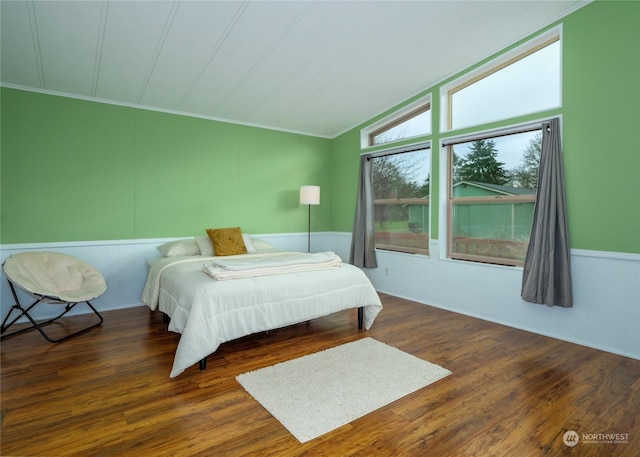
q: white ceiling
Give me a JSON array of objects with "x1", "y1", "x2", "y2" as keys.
[{"x1": 1, "y1": 0, "x2": 589, "y2": 138}]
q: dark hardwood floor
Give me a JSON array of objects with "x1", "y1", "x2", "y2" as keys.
[{"x1": 1, "y1": 294, "x2": 638, "y2": 456}]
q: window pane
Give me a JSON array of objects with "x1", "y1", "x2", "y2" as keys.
[
  {"x1": 375, "y1": 203, "x2": 429, "y2": 253},
  {"x1": 451, "y1": 201, "x2": 534, "y2": 263},
  {"x1": 372, "y1": 148, "x2": 430, "y2": 254},
  {"x1": 451, "y1": 130, "x2": 541, "y2": 192},
  {"x1": 373, "y1": 150, "x2": 430, "y2": 198},
  {"x1": 449, "y1": 129, "x2": 540, "y2": 266},
  {"x1": 371, "y1": 109, "x2": 431, "y2": 146},
  {"x1": 451, "y1": 40, "x2": 560, "y2": 130}
]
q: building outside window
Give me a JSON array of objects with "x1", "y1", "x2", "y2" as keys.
[{"x1": 447, "y1": 129, "x2": 540, "y2": 265}]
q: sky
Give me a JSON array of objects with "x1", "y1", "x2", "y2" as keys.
[{"x1": 451, "y1": 41, "x2": 560, "y2": 131}]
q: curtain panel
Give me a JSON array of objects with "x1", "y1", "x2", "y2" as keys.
[
  {"x1": 521, "y1": 118, "x2": 573, "y2": 307},
  {"x1": 349, "y1": 155, "x2": 378, "y2": 268}
]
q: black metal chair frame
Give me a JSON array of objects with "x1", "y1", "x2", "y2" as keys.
[{"x1": 1, "y1": 278, "x2": 104, "y2": 343}]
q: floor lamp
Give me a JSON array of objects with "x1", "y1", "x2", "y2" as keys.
[{"x1": 300, "y1": 185, "x2": 320, "y2": 253}]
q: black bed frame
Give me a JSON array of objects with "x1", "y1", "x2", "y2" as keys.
[{"x1": 163, "y1": 307, "x2": 364, "y2": 371}]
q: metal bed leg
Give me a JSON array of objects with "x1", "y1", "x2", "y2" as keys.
[{"x1": 192, "y1": 308, "x2": 363, "y2": 373}]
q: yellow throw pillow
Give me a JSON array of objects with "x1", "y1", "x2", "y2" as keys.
[{"x1": 206, "y1": 227, "x2": 248, "y2": 256}]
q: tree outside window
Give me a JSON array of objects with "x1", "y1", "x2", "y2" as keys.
[
  {"x1": 372, "y1": 148, "x2": 430, "y2": 255},
  {"x1": 449, "y1": 130, "x2": 540, "y2": 265}
]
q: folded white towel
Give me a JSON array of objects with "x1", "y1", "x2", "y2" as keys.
[{"x1": 203, "y1": 251, "x2": 342, "y2": 280}]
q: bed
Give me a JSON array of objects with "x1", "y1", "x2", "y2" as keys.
[{"x1": 141, "y1": 235, "x2": 383, "y2": 378}]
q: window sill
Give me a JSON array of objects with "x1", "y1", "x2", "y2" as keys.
[
  {"x1": 375, "y1": 247, "x2": 430, "y2": 258},
  {"x1": 440, "y1": 255, "x2": 524, "y2": 272}
]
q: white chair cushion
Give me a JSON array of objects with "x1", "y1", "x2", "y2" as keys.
[{"x1": 3, "y1": 252, "x2": 107, "y2": 302}]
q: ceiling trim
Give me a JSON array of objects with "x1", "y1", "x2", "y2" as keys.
[{"x1": 0, "y1": 82, "x2": 333, "y2": 139}]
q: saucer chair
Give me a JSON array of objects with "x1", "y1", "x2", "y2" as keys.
[{"x1": 1, "y1": 252, "x2": 106, "y2": 342}]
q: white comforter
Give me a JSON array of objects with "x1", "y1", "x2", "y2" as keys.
[{"x1": 140, "y1": 251, "x2": 382, "y2": 377}]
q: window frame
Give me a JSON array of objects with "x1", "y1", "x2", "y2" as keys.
[
  {"x1": 438, "y1": 26, "x2": 562, "y2": 267},
  {"x1": 440, "y1": 26, "x2": 562, "y2": 133},
  {"x1": 365, "y1": 141, "x2": 431, "y2": 256},
  {"x1": 361, "y1": 95, "x2": 431, "y2": 149},
  {"x1": 442, "y1": 122, "x2": 545, "y2": 267}
]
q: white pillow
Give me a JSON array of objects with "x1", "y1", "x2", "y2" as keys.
[
  {"x1": 251, "y1": 238, "x2": 276, "y2": 251},
  {"x1": 195, "y1": 236, "x2": 214, "y2": 256},
  {"x1": 157, "y1": 239, "x2": 200, "y2": 257},
  {"x1": 243, "y1": 234, "x2": 256, "y2": 252}
]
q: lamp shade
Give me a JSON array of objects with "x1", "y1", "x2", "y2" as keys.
[{"x1": 300, "y1": 185, "x2": 320, "y2": 205}]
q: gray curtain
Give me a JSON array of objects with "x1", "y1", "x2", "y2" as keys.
[
  {"x1": 521, "y1": 118, "x2": 573, "y2": 307},
  {"x1": 349, "y1": 155, "x2": 378, "y2": 268}
]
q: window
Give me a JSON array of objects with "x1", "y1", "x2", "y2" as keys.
[
  {"x1": 370, "y1": 106, "x2": 430, "y2": 146},
  {"x1": 441, "y1": 29, "x2": 561, "y2": 266},
  {"x1": 441, "y1": 29, "x2": 561, "y2": 132},
  {"x1": 447, "y1": 127, "x2": 541, "y2": 266},
  {"x1": 361, "y1": 95, "x2": 431, "y2": 148},
  {"x1": 371, "y1": 145, "x2": 430, "y2": 255}
]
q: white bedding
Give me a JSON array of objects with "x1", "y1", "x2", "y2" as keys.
[
  {"x1": 141, "y1": 251, "x2": 382, "y2": 377},
  {"x1": 203, "y1": 251, "x2": 342, "y2": 280}
]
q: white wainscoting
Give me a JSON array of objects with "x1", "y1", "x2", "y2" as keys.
[
  {"x1": 330, "y1": 233, "x2": 640, "y2": 361},
  {"x1": 0, "y1": 233, "x2": 331, "y2": 323},
  {"x1": 2, "y1": 233, "x2": 638, "y2": 361}
]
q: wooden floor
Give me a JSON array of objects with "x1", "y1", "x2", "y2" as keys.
[{"x1": 1, "y1": 294, "x2": 639, "y2": 457}]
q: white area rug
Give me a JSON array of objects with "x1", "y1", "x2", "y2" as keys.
[{"x1": 236, "y1": 337, "x2": 451, "y2": 443}]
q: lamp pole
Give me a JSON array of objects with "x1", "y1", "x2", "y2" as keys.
[
  {"x1": 300, "y1": 185, "x2": 320, "y2": 253},
  {"x1": 307, "y1": 203, "x2": 312, "y2": 253}
]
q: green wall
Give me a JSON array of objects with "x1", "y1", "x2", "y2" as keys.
[
  {"x1": 2, "y1": 1, "x2": 638, "y2": 254},
  {"x1": 561, "y1": 0, "x2": 639, "y2": 254},
  {"x1": 0, "y1": 89, "x2": 331, "y2": 243},
  {"x1": 331, "y1": 0, "x2": 640, "y2": 254}
]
